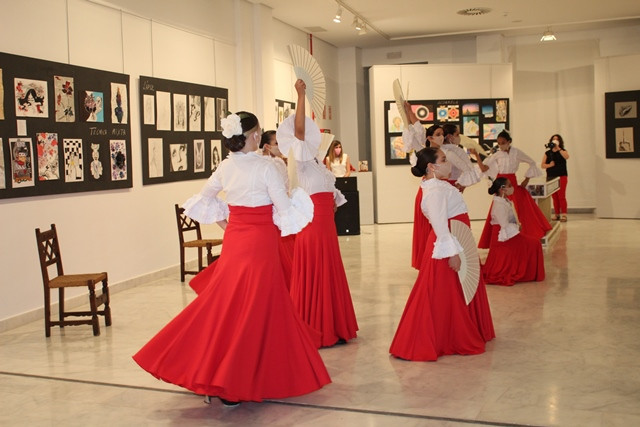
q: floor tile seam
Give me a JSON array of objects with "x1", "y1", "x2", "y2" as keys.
[{"x1": 0, "y1": 371, "x2": 545, "y2": 427}]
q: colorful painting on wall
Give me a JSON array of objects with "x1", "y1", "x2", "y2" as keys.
[
  {"x1": 110, "y1": 140, "x2": 127, "y2": 181},
  {"x1": 111, "y1": 82, "x2": 128, "y2": 124},
  {"x1": 10, "y1": 138, "x2": 35, "y2": 187},
  {"x1": 54, "y1": 76, "x2": 75, "y2": 122},
  {"x1": 80, "y1": 91, "x2": 104, "y2": 122},
  {"x1": 36, "y1": 132, "x2": 59, "y2": 181},
  {"x1": 14, "y1": 78, "x2": 48, "y2": 118}
]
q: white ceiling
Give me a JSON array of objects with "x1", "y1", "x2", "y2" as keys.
[{"x1": 254, "y1": 0, "x2": 640, "y2": 48}]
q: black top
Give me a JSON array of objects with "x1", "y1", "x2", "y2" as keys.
[{"x1": 545, "y1": 149, "x2": 568, "y2": 178}]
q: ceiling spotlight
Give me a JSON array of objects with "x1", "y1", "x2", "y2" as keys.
[
  {"x1": 353, "y1": 17, "x2": 362, "y2": 31},
  {"x1": 540, "y1": 28, "x2": 557, "y2": 42},
  {"x1": 333, "y1": 6, "x2": 342, "y2": 23},
  {"x1": 358, "y1": 24, "x2": 367, "y2": 36}
]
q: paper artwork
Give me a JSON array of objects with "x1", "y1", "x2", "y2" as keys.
[
  {"x1": 143, "y1": 94, "x2": 155, "y2": 125},
  {"x1": 483, "y1": 123, "x2": 506, "y2": 140},
  {"x1": 203, "y1": 97, "x2": 215, "y2": 131},
  {"x1": 194, "y1": 139, "x2": 205, "y2": 172},
  {"x1": 0, "y1": 69, "x2": 5, "y2": 120},
  {"x1": 110, "y1": 140, "x2": 127, "y2": 181},
  {"x1": 173, "y1": 94, "x2": 187, "y2": 131},
  {"x1": 170, "y1": 143, "x2": 187, "y2": 172},
  {"x1": 0, "y1": 139, "x2": 5, "y2": 189},
  {"x1": 211, "y1": 140, "x2": 221, "y2": 172},
  {"x1": 36, "y1": 132, "x2": 60, "y2": 181},
  {"x1": 387, "y1": 103, "x2": 403, "y2": 133},
  {"x1": 189, "y1": 95, "x2": 201, "y2": 132},
  {"x1": 216, "y1": 98, "x2": 227, "y2": 131},
  {"x1": 80, "y1": 91, "x2": 104, "y2": 122},
  {"x1": 148, "y1": 138, "x2": 163, "y2": 178},
  {"x1": 615, "y1": 127, "x2": 634, "y2": 153},
  {"x1": 496, "y1": 100, "x2": 507, "y2": 122},
  {"x1": 111, "y1": 82, "x2": 128, "y2": 124},
  {"x1": 614, "y1": 101, "x2": 637, "y2": 119},
  {"x1": 156, "y1": 91, "x2": 171, "y2": 131},
  {"x1": 63, "y1": 139, "x2": 84, "y2": 182},
  {"x1": 463, "y1": 117, "x2": 480, "y2": 137},
  {"x1": 10, "y1": 138, "x2": 35, "y2": 188},
  {"x1": 90, "y1": 143, "x2": 103, "y2": 179},
  {"x1": 17, "y1": 120, "x2": 27, "y2": 136},
  {"x1": 54, "y1": 76, "x2": 75, "y2": 122},
  {"x1": 15, "y1": 78, "x2": 48, "y2": 118}
]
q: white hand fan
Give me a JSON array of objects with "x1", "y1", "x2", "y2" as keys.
[
  {"x1": 392, "y1": 79, "x2": 409, "y2": 129},
  {"x1": 287, "y1": 45, "x2": 326, "y2": 119},
  {"x1": 458, "y1": 134, "x2": 488, "y2": 156},
  {"x1": 316, "y1": 132, "x2": 335, "y2": 163},
  {"x1": 450, "y1": 219, "x2": 481, "y2": 305}
]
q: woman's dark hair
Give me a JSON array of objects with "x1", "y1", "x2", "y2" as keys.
[
  {"x1": 223, "y1": 111, "x2": 259, "y2": 152},
  {"x1": 442, "y1": 124, "x2": 459, "y2": 138},
  {"x1": 548, "y1": 134, "x2": 565, "y2": 149},
  {"x1": 411, "y1": 147, "x2": 439, "y2": 178},
  {"x1": 423, "y1": 124, "x2": 442, "y2": 147},
  {"x1": 497, "y1": 130, "x2": 512, "y2": 142},
  {"x1": 488, "y1": 177, "x2": 509, "y2": 195},
  {"x1": 260, "y1": 130, "x2": 276, "y2": 149}
]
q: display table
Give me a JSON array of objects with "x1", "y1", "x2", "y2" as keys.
[{"x1": 526, "y1": 177, "x2": 560, "y2": 246}]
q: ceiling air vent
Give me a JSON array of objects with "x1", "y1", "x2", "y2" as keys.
[{"x1": 457, "y1": 7, "x2": 492, "y2": 16}]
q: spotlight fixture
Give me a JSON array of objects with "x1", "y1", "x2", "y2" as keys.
[
  {"x1": 358, "y1": 24, "x2": 367, "y2": 36},
  {"x1": 540, "y1": 28, "x2": 557, "y2": 42},
  {"x1": 353, "y1": 17, "x2": 362, "y2": 31},
  {"x1": 333, "y1": 6, "x2": 342, "y2": 23}
]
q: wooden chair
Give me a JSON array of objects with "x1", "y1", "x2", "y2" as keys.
[
  {"x1": 175, "y1": 204, "x2": 223, "y2": 282},
  {"x1": 35, "y1": 224, "x2": 111, "y2": 337}
]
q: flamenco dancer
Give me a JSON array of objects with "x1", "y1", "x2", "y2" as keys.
[
  {"x1": 133, "y1": 111, "x2": 330, "y2": 406},
  {"x1": 276, "y1": 79, "x2": 359, "y2": 348},
  {"x1": 390, "y1": 147, "x2": 494, "y2": 361},
  {"x1": 483, "y1": 177, "x2": 545, "y2": 286}
]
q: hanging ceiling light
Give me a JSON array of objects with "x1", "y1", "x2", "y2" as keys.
[
  {"x1": 358, "y1": 24, "x2": 367, "y2": 36},
  {"x1": 540, "y1": 28, "x2": 557, "y2": 42},
  {"x1": 353, "y1": 17, "x2": 362, "y2": 31},
  {"x1": 333, "y1": 6, "x2": 342, "y2": 23}
]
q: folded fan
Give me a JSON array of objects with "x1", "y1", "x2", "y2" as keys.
[
  {"x1": 459, "y1": 134, "x2": 488, "y2": 156},
  {"x1": 287, "y1": 45, "x2": 326, "y2": 119},
  {"x1": 392, "y1": 78, "x2": 409, "y2": 129}
]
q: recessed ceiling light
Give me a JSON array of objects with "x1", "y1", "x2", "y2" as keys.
[{"x1": 457, "y1": 7, "x2": 492, "y2": 16}]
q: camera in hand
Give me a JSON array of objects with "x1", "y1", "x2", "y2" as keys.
[{"x1": 545, "y1": 141, "x2": 556, "y2": 149}]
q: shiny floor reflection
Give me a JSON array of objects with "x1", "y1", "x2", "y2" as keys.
[{"x1": 1, "y1": 214, "x2": 640, "y2": 426}]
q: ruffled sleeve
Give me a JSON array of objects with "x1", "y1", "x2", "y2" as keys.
[
  {"x1": 444, "y1": 145, "x2": 482, "y2": 187},
  {"x1": 334, "y1": 188, "x2": 347, "y2": 207},
  {"x1": 516, "y1": 147, "x2": 543, "y2": 178},
  {"x1": 272, "y1": 187, "x2": 314, "y2": 236},
  {"x1": 422, "y1": 181, "x2": 464, "y2": 259},
  {"x1": 491, "y1": 197, "x2": 520, "y2": 242},
  {"x1": 498, "y1": 223, "x2": 520, "y2": 242},
  {"x1": 276, "y1": 114, "x2": 321, "y2": 162},
  {"x1": 402, "y1": 121, "x2": 426, "y2": 153},
  {"x1": 482, "y1": 154, "x2": 499, "y2": 180},
  {"x1": 182, "y1": 168, "x2": 229, "y2": 224}
]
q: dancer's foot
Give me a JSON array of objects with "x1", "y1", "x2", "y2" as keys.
[{"x1": 219, "y1": 398, "x2": 240, "y2": 407}]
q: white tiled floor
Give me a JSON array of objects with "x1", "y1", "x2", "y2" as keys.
[{"x1": 2, "y1": 214, "x2": 640, "y2": 426}]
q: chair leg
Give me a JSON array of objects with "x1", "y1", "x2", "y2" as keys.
[
  {"x1": 58, "y1": 288, "x2": 65, "y2": 327},
  {"x1": 44, "y1": 288, "x2": 51, "y2": 338},
  {"x1": 180, "y1": 246, "x2": 186, "y2": 282},
  {"x1": 197, "y1": 247, "x2": 203, "y2": 271},
  {"x1": 102, "y1": 280, "x2": 112, "y2": 327},
  {"x1": 206, "y1": 243, "x2": 214, "y2": 265},
  {"x1": 88, "y1": 285, "x2": 100, "y2": 336}
]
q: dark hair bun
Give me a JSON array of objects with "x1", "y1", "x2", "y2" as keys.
[
  {"x1": 224, "y1": 135, "x2": 246, "y2": 152},
  {"x1": 488, "y1": 177, "x2": 508, "y2": 195},
  {"x1": 410, "y1": 166, "x2": 423, "y2": 177}
]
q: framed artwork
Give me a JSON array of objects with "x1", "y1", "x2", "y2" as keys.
[
  {"x1": 139, "y1": 76, "x2": 228, "y2": 185},
  {"x1": 275, "y1": 99, "x2": 295, "y2": 129},
  {"x1": 605, "y1": 90, "x2": 640, "y2": 158},
  {"x1": 384, "y1": 97, "x2": 509, "y2": 165},
  {"x1": 0, "y1": 51, "x2": 132, "y2": 199}
]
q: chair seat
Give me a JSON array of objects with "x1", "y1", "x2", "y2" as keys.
[
  {"x1": 49, "y1": 272, "x2": 108, "y2": 288},
  {"x1": 183, "y1": 239, "x2": 223, "y2": 248}
]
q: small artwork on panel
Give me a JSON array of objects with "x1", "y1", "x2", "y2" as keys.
[
  {"x1": 80, "y1": 91, "x2": 104, "y2": 122},
  {"x1": 10, "y1": 138, "x2": 35, "y2": 188},
  {"x1": 194, "y1": 139, "x2": 205, "y2": 172},
  {"x1": 169, "y1": 143, "x2": 187, "y2": 172},
  {"x1": 615, "y1": 127, "x2": 634, "y2": 153},
  {"x1": 614, "y1": 101, "x2": 637, "y2": 119},
  {"x1": 90, "y1": 143, "x2": 103, "y2": 179},
  {"x1": 412, "y1": 104, "x2": 433, "y2": 121},
  {"x1": 278, "y1": 106, "x2": 284, "y2": 125},
  {"x1": 284, "y1": 103, "x2": 293, "y2": 120},
  {"x1": 36, "y1": 132, "x2": 59, "y2": 181},
  {"x1": 173, "y1": 94, "x2": 187, "y2": 131},
  {"x1": 203, "y1": 97, "x2": 215, "y2": 132},
  {"x1": 63, "y1": 139, "x2": 83, "y2": 182},
  {"x1": 482, "y1": 105, "x2": 494, "y2": 118},
  {"x1": 156, "y1": 91, "x2": 171, "y2": 131},
  {"x1": 111, "y1": 82, "x2": 128, "y2": 124},
  {"x1": 0, "y1": 139, "x2": 5, "y2": 189},
  {"x1": 463, "y1": 116, "x2": 480, "y2": 137},
  {"x1": 211, "y1": 139, "x2": 222, "y2": 172},
  {"x1": 387, "y1": 103, "x2": 403, "y2": 133},
  {"x1": 143, "y1": 94, "x2": 155, "y2": 125},
  {"x1": 483, "y1": 123, "x2": 506, "y2": 140},
  {"x1": 54, "y1": 76, "x2": 75, "y2": 122},
  {"x1": 389, "y1": 136, "x2": 406, "y2": 160},
  {"x1": 189, "y1": 95, "x2": 201, "y2": 132},
  {"x1": 110, "y1": 140, "x2": 127, "y2": 180},
  {"x1": 216, "y1": 98, "x2": 227, "y2": 131},
  {"x1": 14, "y1": 78, "x2": 48, "y2": 118},
  {"x1": 496, "y1": 100, "x2": 508, "y2": 122},
  {"x1": 148, "y1": 138, "x2": 163, "y2": 178},
  {"x1": 0, "y1": 69, "x2": 4, "y2": 120},
  {"x1": 462, "y1": 103, "x2": 479, "y2": 115}
]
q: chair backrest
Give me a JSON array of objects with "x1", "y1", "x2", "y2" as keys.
[
  {"x1": 175, "y1": 204, "x2": 203, "y2": 244},
  {"x1": 35, "y1": 224, "x2": 64, "y2": 286}
]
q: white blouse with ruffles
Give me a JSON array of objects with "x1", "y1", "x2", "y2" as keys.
[
  {"x1": 421, "y1": 178, "x2": 466, "y2": 259},
  {"x1": 490, "y1": 196, "x2": 520, "y2": 242},
  {"x1": 483, "y1": 146, "x2": 542, "y2": 180},
  {"x1": 181, "y1": 151, "x2": 313, "y2": 237},
  {"x1": 276, "y1": 115, "x2": 346, "y2": 207}
]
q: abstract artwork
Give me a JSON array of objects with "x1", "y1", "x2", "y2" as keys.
[
  {"x1": 143, "y1": 94, "x2": 155, "y2": 125},
  {"x1": 211, "y1": 139, "x2": 221, "y2": 172},
  {"x1": 496, "y1": 100, "x2": 508, "y2": 122},
  {"x1": 156, "y1": 91, "x2": 171, "y2": 131},
  {"x1": 173, "y1": 94, "x2": 187, "y2": 131},
  {"x1": 463, "y1": 116, "x2": 480, "y2": 137},
  {"x1": 148, "y1": 138, "x2": 163, "y2": 178},
  {"x1": 110, "y1": 140, "x2": 127, "y2": 181},
  {"x1": 90, "y1": 143, "x2": 103, "y2": 179},
  {"x1": 10, "y1": 138, "x2": 35, "y2": 188},
  {"x1": 189, "y1": 95, "x2": 201, "y2": 132},
  {"x1": 0, "y1": 69, "x2": 5, "y2": 120},
  {"x1": 36, "y1": 132, "x2": 59, "y2": 181},
  {"x1": 194, "y1": 139, "x2": 205, "y2": 172},
  {"x1": 216, "y1": 98, "x2": 227, "y2": 131},
  {"x1": 111, "y1": 82, "x2": 128, "y2": 124},
  {"x1": 54, "y1": 76, "x2": 75, "y2": 122},
  {"x1": 80, "y1": 91, "x2": 104, "y2": 122},
  {"x1": 203, "y1": 97, "x2": 215, "y2": 132},
  {"x1": 14, "y1": 78, "x2": 48, "y2": 118},
  {"x1": 483, "y1": 123, "x2": 506, "y2": 140},
  {"x1": 170, "y1": 143, "x2": 187, "y2": 172},
  {"x1": 63, "y1": 139, "x2": 83, "y2": 182},
  {"x1": 0, "y1": 139, "x2": 5, "y2": 189}
]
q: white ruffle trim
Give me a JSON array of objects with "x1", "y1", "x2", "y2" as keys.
[
  {"x1": 498, "y1": 223, "x2": 520, "y2": 242},
  {"x1": 456, "y1": 166, "x2": 482, "y2": 187},
  {"x1": 272, "y1": 187, "x2": 314, "y2": 236},
  {"x1": 275, "y1": 115, "x2": 321, "y2": 162},
  {"x1": 182, "y1": 193, "x2": 229, "y2": 224},
  {"x1": 334, "y1": 189, "x2": 347, "y2": 207},
  {"x1": 432, "y1": 234, "x2": 464, "y2": 259},
  {"x1": 524, "y1": 164, "x2": 543, "y2": 178}
]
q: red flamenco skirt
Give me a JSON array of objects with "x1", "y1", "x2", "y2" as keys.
[
  {"x1": 390, "y1": 213, "x2": 489, "y2": 361},
  {"x1": 411, "y1": 186, "x2": 432, "y2": 270},
  {"x1": 478, "y1": 174, "x2": 551, "y2": 248},
  {"x1": 133, "y1": 205, "x2": 330, "y2": 402},
  {"x1": 290, "y1": 192, "x2": 359, "y2": 347},
  {"x1": 483, "y1": 225, "x2": 545, "y2": 286}
]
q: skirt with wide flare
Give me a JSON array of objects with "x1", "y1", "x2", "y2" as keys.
[
  {"x1": 390, "y1": 214, "x2": 492, "y2": 361},
  {"x1": 133, "y1": 205, "x2": 331, "y2": 402},
  {"x1": 478, "y1": 174, "x2": 551, "y2": 248},
  {"x1": 482, "y1": 224, "x2": 545, "y2": 286},
  {"x1": 290, "y1": 192, "x2": 359, "y2": 347}
]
